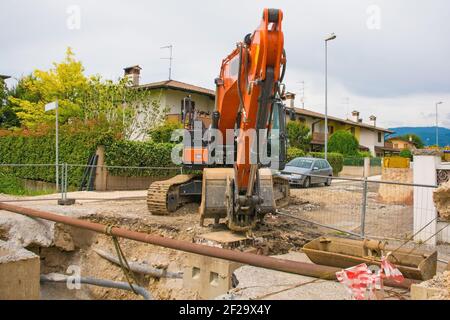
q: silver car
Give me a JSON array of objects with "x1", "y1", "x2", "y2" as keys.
[{"x1": 279, "y1": 157, "x2": 333, "y2": 188}]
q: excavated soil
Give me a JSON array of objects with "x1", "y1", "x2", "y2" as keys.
[{"x1": 0, "y1": 192, "x2": 323, "y2": 300}]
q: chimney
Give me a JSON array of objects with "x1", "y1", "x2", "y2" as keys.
[
  {"x1": 369, "y1": 115, "x2": 377, "y2": 127},
  {"x1": 351, "y1": 110, "x2": 360, "y2": 123},
  {"x1": 284, "y1": 92, "x2": 296, "y2": 108},
  {"x1": 123, "y1": 65, "x2": 142, "y2": 86}
]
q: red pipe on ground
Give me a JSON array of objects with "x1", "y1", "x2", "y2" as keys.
[{"x1": 0, "y1": 202, "x2": 417, "y2": 289}]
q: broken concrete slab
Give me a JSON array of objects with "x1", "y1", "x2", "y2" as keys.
[
  {"x1": 0, "y1": 240, "x2": 40, "y2": 299},
  {"x1": 0, "y1": 206, "x2": 96, "y2": 250},
  {"x1": 220, "y1": 252, "x2": 352, "y2": 300}
]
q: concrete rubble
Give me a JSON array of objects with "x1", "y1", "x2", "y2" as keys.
[
  {"x1": 434, "y1": 181, "x2": 450, "y2": 220},
  {"x1": 219, "y1": 252, "x2": 352, "y2": 300}
]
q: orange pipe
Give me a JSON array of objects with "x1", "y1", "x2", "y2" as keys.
[{"x1": 0, "y1": 202, "x2": 416, "y2": 289}]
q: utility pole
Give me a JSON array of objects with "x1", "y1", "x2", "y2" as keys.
[
  {"x1": 324, "y1": 33, "x2": 337, "y2": 161},
  {"x1": 45, "y1": 100, "x2": 59, "y2": 191},
  {"x1": 161, "y1": 45, "x2": 173, "y2": 80}
]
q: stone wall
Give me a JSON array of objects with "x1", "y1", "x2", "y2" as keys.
[
  {"x1": 378, "y1": 168, "x2": 413, "y2": 205},
  {"x1": 434, "y1": 181, "x2": 450, "y2": 221}
]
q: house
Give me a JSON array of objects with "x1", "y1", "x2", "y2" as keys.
[
  {"x1": 386, "y1": 137, "x2": 415, "y2": 151},
  {"x1": 283, "y1": 93, "x2": 394, "y2": 157},
  {"x1": 124, "y1": 65, "x2": 215, "y2": 140}
]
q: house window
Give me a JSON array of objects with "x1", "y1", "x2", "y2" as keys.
[
  {"x1": 350, "y1": 127, "x2": 355, "y2": 135},
  {"x1": 394, "y1": 143, "x2": 398, "y2": 148},
  {"x1": 328, "y1": 126, "x2": 334, "y2": 134},
  {"x1": 378, "y1": 132, "x2": 382, "y2": 143}
]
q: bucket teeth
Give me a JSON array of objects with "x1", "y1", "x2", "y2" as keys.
[{"x1": 147, "y1": 174, "x2": 195, "y2": 215}]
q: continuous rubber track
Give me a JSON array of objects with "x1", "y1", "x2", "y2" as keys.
[{"x1": 147, "y1": 174, "x2": 195, "y2": 215}]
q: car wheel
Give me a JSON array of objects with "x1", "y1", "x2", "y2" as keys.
[
  {"x1": 302, "y1": 177, "x2": 311, "y2": 188},
  {"x1": 325, "y1": 177, "x2": 332, "y2": 186}
]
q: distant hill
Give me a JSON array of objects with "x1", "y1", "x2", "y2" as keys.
[{"x1": 388, "y1": 126, "x2": 450, "y2": 147}]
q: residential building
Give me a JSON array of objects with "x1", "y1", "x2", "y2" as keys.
[
  {"x1": 284, "y1": 93, "x2": 394, "y2": 156},
  {"x1": 124, "y1": 65, "x2": 215, "y2": 140},
  {"x1": 386, "y1": 137, "x2": 415, "y2": 151}
]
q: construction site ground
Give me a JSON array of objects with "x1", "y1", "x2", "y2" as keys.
[{"x1": 0, "y1": 179, "x2": 449, "y2": 300}]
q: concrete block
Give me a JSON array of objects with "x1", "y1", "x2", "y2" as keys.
[
  {"x1": 0, "y1": 241, "x2": 40, "y2": 299},
  {"x1": 411, "y1": 283, "x2": 447, "y2": 300},
  {"x1": 183, "y1": 253, "x2": 242, "y2": 299}
]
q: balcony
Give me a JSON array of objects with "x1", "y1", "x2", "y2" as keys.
[{"x1": 311, "y1": 132, "x2": 327, "y2": 144}]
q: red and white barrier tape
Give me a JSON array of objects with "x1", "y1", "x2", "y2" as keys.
[{"x1": 336, "y1": 254, "x2": 404, "y2": 300}]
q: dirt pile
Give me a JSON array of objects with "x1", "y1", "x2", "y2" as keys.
[{"x1": 421, "y1": 271, "x2": 450, "y2": 300}]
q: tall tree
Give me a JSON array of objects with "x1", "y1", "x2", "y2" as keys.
[
  {"x1": 0, "y1": 78, "x2": 20, "y2": 128},
  {"x1": 398, "y1": 133, "x2": 424, "y2": 148},
  {"x1": 286, "y1": 121, "x2": 312, "y2": 151},
  {"x1": 7, "y1": 47, "x2": 167, "y2": 139},
  {"x1": 328, "y1": 130, "x2": 359, "y2": 156}
]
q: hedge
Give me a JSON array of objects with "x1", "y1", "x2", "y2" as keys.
[
  {"x1": 343, "y1": 156, "x2": 382, "y2": 167},
  {"x1": 287, "y1": 147, "x2": 306, "y2": 162},
  {"x1": 285, "y1": 148, "x2": 343, "y2": 175},
  {"x1": 0, "y1": 130, "x2": 112, "y2": 187},
  {"x1": 104, "y1": 140, "x2": 179, "y2": 177},
  {"x1": 308, "y1": 152, "x2": 344, "y2": 176}
]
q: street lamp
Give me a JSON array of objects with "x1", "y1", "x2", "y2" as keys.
[
  {"x1": 324, "y1": 33, "x2": 336, "y2": 161},
  {"x1": 435, "y1": 101, "x2": 443, "y2": 147}
]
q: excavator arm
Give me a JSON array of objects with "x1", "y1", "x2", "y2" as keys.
[{"x1": 215, "y1": 8, "x2": 286, "y2": 193}]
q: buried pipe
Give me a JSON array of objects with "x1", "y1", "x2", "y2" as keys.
[
  {"x1": 40, "y1": 273, "x2": 152, "y2": 300},
  {"x1": 93, "y1": 248, "x2": 183, "y2": 279},
  {"x1": 0, "y1": 202, "x2": 417, "y2": 289}
]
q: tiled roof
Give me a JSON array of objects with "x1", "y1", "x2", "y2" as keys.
[
  {"x1": 293, "y1": 107, "x2": 393, "y2": 133},
  {"x1": 138, "y1": 80, "x2": 215, "y2": 98},
  {"x1": 0, "y1": 74, "x2": 11, "y2": 80}
]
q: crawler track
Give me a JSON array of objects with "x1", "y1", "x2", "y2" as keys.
[{"x1": 147, "y1": 174, "x2": 195, "y2": 215}]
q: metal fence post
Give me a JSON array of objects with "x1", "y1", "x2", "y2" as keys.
[
  {"x1": 60, "y1": 163, "x2": 65, "y2": 201},
  {"x1": 360, "y1": 177, "x2": 368, "y2": 237},
  {"x1": 64, "y1": 163, "x2": 68, "y2": 200}
]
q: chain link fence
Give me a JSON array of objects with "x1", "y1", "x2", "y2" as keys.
[
  {"x1": 0, "y1": 163, "x2": 445, "y2": 247},
  {"x1": 281, "y1": 173, "x2": 440, "y2": 244}
]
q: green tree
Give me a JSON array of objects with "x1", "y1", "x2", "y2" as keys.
[
  {"x1": 398, "y1": 134, "x2": 424, "y2": 149},
  {"x1": 286, "y1": 121, "x2": 311, "y2": 151},
  {"x1": 7, "y1": 48, "x2": 166, "y2": 139},
  {"x1": 328, "y1": 130, "x2": 359, "y2": 156},
  {"x1": 148, "y1": 120, "x2": 183, "y2": 143},
  {"x1": 399, "y1": 149, "x2": 413, "y2": 159}
]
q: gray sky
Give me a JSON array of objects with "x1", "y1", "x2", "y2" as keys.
[{"x1": 1, "y1": 0, "x2": 449, "y2": 128}]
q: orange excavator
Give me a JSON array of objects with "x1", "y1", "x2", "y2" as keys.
[{"x1": 147, "y1": 8, "x2": 290, "y2": 231}]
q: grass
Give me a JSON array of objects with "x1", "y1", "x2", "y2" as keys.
[{"x1": 0, "y1": 173, "x2": 55, "y2": 196}]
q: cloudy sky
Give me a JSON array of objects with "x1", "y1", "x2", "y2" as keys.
[{"x1": 1, "y1": 0, "x2": 449, "y2": 129}]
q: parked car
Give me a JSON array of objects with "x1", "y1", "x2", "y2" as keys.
[{"x1": 279, "y1": 157, "x2": 333, "y2": 188}]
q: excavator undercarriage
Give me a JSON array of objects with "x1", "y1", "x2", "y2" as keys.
[{"x1": 147, "y1": 170, "x2": 290, "y2": 227}]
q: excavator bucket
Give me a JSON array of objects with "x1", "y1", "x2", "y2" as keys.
[{"x1": 199, "y1": 168, "x2": 284, "y2": 231}]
